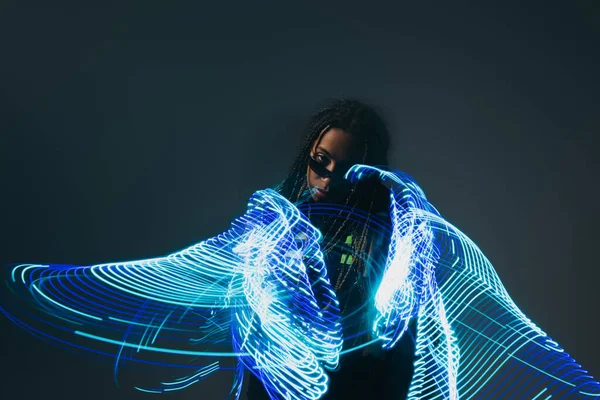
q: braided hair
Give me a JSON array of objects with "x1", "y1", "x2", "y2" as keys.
[{"x1": 275, "y1": 98, "x2": 392, "y2": 294}]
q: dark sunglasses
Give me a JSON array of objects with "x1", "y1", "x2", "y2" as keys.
[{"x1": 308, "y1": 156, "x2": 352, "y2": 187}]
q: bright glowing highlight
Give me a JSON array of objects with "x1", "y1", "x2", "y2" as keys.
[{"x1": 1, "y1": 165, "x2": 598, "y2": 399}]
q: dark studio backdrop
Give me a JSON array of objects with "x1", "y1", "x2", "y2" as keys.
[{"x1": 1, "y1": 2, "x2": 598, "y2": 399}]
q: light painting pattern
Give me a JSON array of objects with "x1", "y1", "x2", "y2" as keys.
[{"x1": 1, "y1": 165, "x2": 598, "y2": 399}]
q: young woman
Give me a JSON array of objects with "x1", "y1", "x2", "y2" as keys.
[
  {"x1": 3, "y1": 99, "x2": 598, "y2": 400},
  {"x1": 246, "y1": 98, "x2": 417, "y2": 399}
]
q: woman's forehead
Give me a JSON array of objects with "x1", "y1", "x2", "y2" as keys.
[{"x1": 313, "y1": 128, "x2": 361, "y2": 161}]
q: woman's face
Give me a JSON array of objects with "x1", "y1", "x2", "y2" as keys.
[{"x1": 306, "y1": 127, "x2": 362, "y2": 203}]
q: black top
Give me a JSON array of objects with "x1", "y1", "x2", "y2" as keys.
[{"x1": 246, "y1": 189, "x2": 416, "y2": 399}]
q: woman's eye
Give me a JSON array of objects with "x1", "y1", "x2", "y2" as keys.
[{"x1": 316, "y1": 154, "x2": 329, "y2": 164}]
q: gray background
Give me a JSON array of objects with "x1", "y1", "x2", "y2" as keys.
[{"x1": 1, "y1": 2, "x2": 598, "y2": 399}]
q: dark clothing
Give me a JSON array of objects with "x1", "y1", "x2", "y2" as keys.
[
  {"x1": 246, "y1": 191, "x2": 416, "y2": 399},
  {"x1": 246, "y1": 321, "x2": 416, "y2": 399}
]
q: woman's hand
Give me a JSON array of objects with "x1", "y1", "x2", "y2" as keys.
[{"x1": 344, "y1": 164, "x2": 404, "y2": 192}]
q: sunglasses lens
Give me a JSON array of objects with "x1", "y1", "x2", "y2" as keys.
[{"x1": 309, "y1": 157, "x2": 330, "y2": 178}]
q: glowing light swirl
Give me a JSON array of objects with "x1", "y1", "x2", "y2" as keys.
[
  {"x1": 231, "y1": 189, "x2": 342, "y2": 400},
  {"x1": 2, "y1": 165, "x2": 599, "y2": 399},
  {"x1": 1, "y1": 189, "x2": 342, "y2": 399},
  {"x1": 346, "y1": 164, "x2": 599, "y2": 399}
]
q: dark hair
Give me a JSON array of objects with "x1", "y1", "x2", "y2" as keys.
[
  {"x1": 275, "y1": 98, "x2": 391, "y2": 203},
  {"x1": 275, "y1": 98, "x2": 392, "y2": 288}
]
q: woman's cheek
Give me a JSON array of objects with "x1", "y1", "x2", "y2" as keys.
[{"x1": 307, "y1": 171, "x2": 316, "y2": 188}]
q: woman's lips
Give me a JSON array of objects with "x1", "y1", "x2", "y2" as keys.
[{"x1": 315, "y1": 188, "x2": 328, "y2": 198}]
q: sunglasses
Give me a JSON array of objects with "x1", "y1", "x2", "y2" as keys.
[{"x1": 308, "y1": 156, "x2": 352, "y2": 187}]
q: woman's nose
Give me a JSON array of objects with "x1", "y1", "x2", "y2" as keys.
[{"x1": 320, "y1": 175, "x2": 332, "y2": 184}]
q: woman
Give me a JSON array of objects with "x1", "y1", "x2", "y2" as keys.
[
  {"x1": 246, "y1": 98, "x2": 417, "y2": 399},
  {"x1": 5, "y1": 99, "x2": 598, "y2": 400}
]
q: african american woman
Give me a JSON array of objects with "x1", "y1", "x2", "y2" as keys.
[{"x1": 245, "y1": 98, "x2": 417, "y2": 399}]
